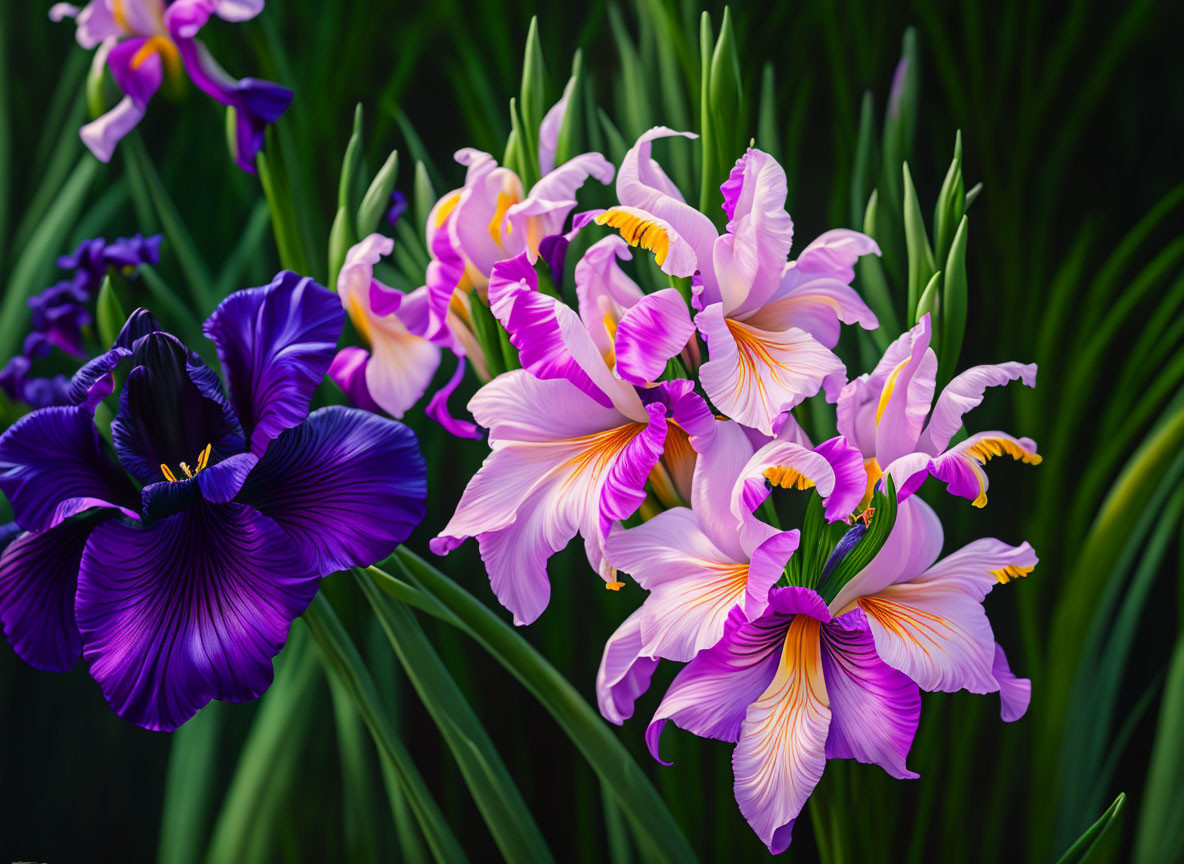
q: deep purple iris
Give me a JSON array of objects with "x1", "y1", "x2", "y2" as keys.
[{"x1": 0, "y1": 271, "x2": 427, "y2": 731}]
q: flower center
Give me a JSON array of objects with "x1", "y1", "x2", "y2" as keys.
[{"x1": 160, "y1": 443, "x2": 212, "y2": 483}]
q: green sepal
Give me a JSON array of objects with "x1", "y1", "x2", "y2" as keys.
[
  {"x1": 938, "y1": 217, "x2": 970, "y2": 386},
  {"x1": 95, "y1": 275, "x2": 126, "y2": 349},
  {"x1": 357, "y1": 149, "x2": 399, "y2": 238},
  {"x1": 903, "y1": 161, "x2": 936, "y2": 320},
  {"x1": 327, "y1": 206, "x2": 352, "y2": 292}
]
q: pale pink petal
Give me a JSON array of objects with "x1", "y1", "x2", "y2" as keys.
[
  {"x1": 872, "y1": 315, "x2": 936, "y2": 465},
  {"x1": 992, "y1": 642, "x2": 1031, "y2": 722},
  {"x1": 54, "y1": 1, "x2": 121, "y2": 47},
  {"x1": 697, "y1": 303, "x2": 844, "y2": 436},
  {"x1": 918, "y1": 362, "x2": 1038, "y2": 454},
  {"x1": 714, "y1": 148, "x2": 793, "y2": 317},
  {"x1": 690, "y1": 420, "x2": 754, "y2": 561},
  {"x1": 596, "y1": 606, "x2": 660, "y2": 724},
  {"x1": 80, "y1": 95, "x2": 146, "y2": 163},
  {"x1": 821, "y1": 609, "x2": 920, "y2": 779},
  {"x1": 880, "y1": 451, "x2": 935, "y2": 501},
  {"x1": 811, "y1": 436, "x2": 869, "y2": 520},
  {"x1": 858, "y1": 538, "x2": 1037, "y2": 696},
  {"x1": 538, "y1": 74, "x2": 576, "y2": 176},
  {"x1": 757, "y1": 231, "x2": 880, "y2": 349},
  {"x1": 452, "y1": 159, "x2": 526, "y2": 276},
  {"x1": 433, "y1": 372, "x2": 652, "y2": 624},
  {"x1": 929, "y1": 431, "x2": 1041, "y2": 508},
  {"x1": 511, "y1": 152, "x2": 614, "y2": 240},
  {"x1": 364, "y1": 328, "x2": 441, "y2": 419},
  {"x1": 613, "y1": 288, "x2": 694, "y2": 385},
  {"x1": 616, "y1": 127, "x2": 719, "y2": 296}
]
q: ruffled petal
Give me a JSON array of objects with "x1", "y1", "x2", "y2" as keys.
[
  {"x1": 733, "y1": 607, "x2": 832, "y2": 853},
  {"x1": 0, "y1": 518, "x2": 97, "y2": 672},
  {"x1": 616, "y1": 127, "x2": 718, "y2": 294},
  {"x1": 613, "y1": 288, "x2": 694, "y2": 385},
  {"x1": 592, "y1": 206, "x2": 700, "y2": 278},
  {"x1": 596, "y1": 606, "x2": 660, "y2": 725},
  {"x1": 690, "y1": 419, "x2": 754, "y2": 561},
  {"x1": 756, "y1": 230, "x2": 881, "y2": 349},
  {"x1": 508, "y1": 152, "x2": 615, "y2": 248},
  {"x1": 51, "y1": 1, "x2": 122, "y2": 49},
  {"x1": 857, "y1": 538, "x2": 1037, "y2": 696},
  {"x1": 697, "y1": 303, "x2": 844, "y2": 436},
  {"x1": 918, "y1": 362, "x2": 1037, "y2": 454},
  {"x1": 203, "y1": 271, "x2": 344, "y2": 455},
  {"x1": 733, "y1": 438, "x2": 859, "y2": 524},
  {"x1": 715, "y1": 148, "x2": 793, "y2": 316},
  {"x1": 328, "y1": 346, "x2": 382, "y2": 413},
  {"x1": 993, "y1": 642, "x2": 1031, "y2": 722},
  {"x1": 821, "y1": 608, "x2": 920, "y2": 779},
  {"x1": 929, "y1": 431, "x2": 1041, "y2": 507},
  {"x1": 432, "y1": 372, "x2": 646, "y2": 624},
  {"x1": 872, "y1": 315, "x2": 937, "y2": 465},
  {"x1": 488, "y1": 252, "x2": 642, "y2": 417},
  {"x1": 80, "y1": 96, "x2": 147, "y2": 164},
  {"x1": 0, "y1": 405, "x2": 139, "y2": 531},
  {"x1": 237, "y1": 407, "x2": 426, "y2": 575},
  {"x1": 76, "y1": 501, "x2": 316, "y2": 730}
]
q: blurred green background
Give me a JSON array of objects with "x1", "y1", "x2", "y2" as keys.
[{"x1": 2, "y1": 0, "x2": 1183, "y2": 861}]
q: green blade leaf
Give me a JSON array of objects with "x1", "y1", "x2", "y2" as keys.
[
  {"x1": 302, "y1": 595, "x2": 470, "y2": 864},
  {"x1": 1054, "y1": 794, "x2": 1125, "y2": 864},
  {"x1": 357, "y1": 573, "x2": 556, "y2": 864},
  {"x1": 378, "y1": 552, "x2": 698, "y2": 864},
  {"x1": 932, "y1": 130, "x2": 965, "y2": 263},
  {"x1": 518, "y1": 16, "x2": 546, "y2": 183},
  {"x1": 95, "y1": 275, "x2": 126, "y2": 349},
  {"x1": 902, "y1": 161, "x2": 936, "y2": 319},
  {"x1": 1134, "y1": 627, "x2": 1184, "y2": 864},
  {"x1": 158, "y1": 702, "x2": 226, "y2": 864}
]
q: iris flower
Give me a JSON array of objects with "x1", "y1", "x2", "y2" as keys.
[
  {"x1": 329, "y1": 233, "x2": 479, "y2": 439},
  {"x1": 431, "y1": 252, "x2": 714, "y2": 625},
  {"x1": 836, "y1": 314, "x2": 1040, "y2": 506},
  {"x1": 50, "y1": 0, "x2": 292, "y2": 171},
  {"x1": 421, "y1": 78, "x2": 613, "y2": 341},
  {"x1": 597, "y1": 420, "x2": 866, "y2": 723},
  {"x1": 646, "y1": 494, "x2": 1035, "y2": 852},
  {"x1": 0, "y1": 272, "x2": 426, "y2": 730},
  {"x1": 595, "y1": 129, "x2": 881, "y2": 435}
]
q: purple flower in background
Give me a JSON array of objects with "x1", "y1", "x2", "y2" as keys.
[
  {"x1": 57, "y1": 232, "x2": 162, "y2": 293},
  {"x1": 0, "y1": 357, "x2": 71, "y2": 409},
  {"x1": 50, "y1": 0, "x2": 292, "y2": 172},
  {"x1": 385, "y1": 189, "x2": 408, "y2": 229},
  {"x1": 646, "y1": 496, "x2": 1036, "y2": 852},
  {"x1": 0, "y1": 272, "x2": 426, "y2": 730}
]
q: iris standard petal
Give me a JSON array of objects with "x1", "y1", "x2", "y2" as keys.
[
  {"x1": 111, "y1": 332, "x2": 243, "y2": 482},
  {"x1": 0, "y1": 405, "x2": 139, "y2": 531},
  {"x1": 76, "y1": 501, "x2": 316, "y2": 731},
  {"x1": 204, "y1": 270, "x2": 344, "y2": 456},
  {"x1": 237, "y1": 406, "x2": 427, "y2": 575}
]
